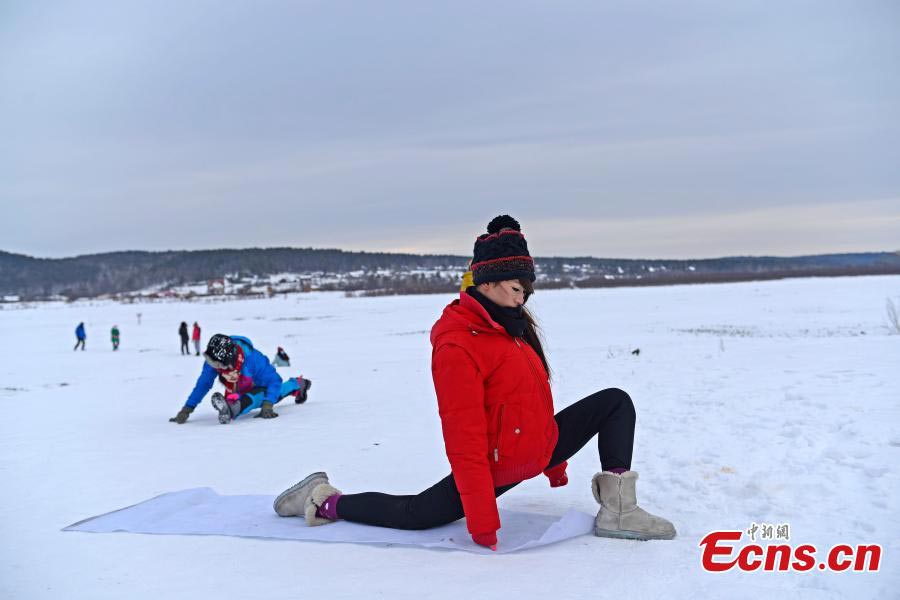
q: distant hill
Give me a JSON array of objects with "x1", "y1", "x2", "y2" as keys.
[{"x1": 1, "y1": 247, "x2": 898, "y2": 300}]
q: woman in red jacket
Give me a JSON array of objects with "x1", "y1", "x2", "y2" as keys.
[
  {"x1": 191, "y1": 322, "x2": 202, "y2": 356},
  {"x1": 274, "y1": 216, "x2": 675, "y2": 549}
]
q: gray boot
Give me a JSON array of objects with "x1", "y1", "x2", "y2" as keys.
[
  {"x1": 273, "y1": 471, "x2": 342, "y2": 526},
  {"x1": 210, "y1": 393, "x2": 237, "y2": 424},
  {"x1": 592, "y1": 471, "x2": 676, "y2": 541}
]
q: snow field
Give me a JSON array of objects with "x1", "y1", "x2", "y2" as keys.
[{"x1": 0, "y1": 275, "x2": 897, "y2": 599}]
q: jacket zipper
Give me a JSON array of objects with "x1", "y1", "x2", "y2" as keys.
[
  {"x1": 493, "y1": 405, "x2": 505, "y2": 462},
  {"x1": 515, "y1": 337, "x2": 553, "y2": 412}
]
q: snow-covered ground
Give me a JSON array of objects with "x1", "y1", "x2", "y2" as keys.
[{"x1": 1, "y1": 276, "x2": 898, "y2": 599}]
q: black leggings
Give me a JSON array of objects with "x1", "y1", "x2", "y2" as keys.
[{"x1": 338, "y1": 387, "x2": 636, "y2": 530}]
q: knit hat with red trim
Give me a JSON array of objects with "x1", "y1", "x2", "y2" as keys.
[{"x1": 471, "y1": 215, "x2": 536, "y2": 285}]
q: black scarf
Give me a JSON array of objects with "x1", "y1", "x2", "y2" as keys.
[{"x1": 467, "y1": 288, "x2": 527, "y2": 338}]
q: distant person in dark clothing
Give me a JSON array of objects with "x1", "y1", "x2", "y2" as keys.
[
  {"x1": 192, "y1": 322, "x2": 202, "y2": 355},
  {"x1": 74, "y1": 322, "x2": 86, "y2": 351},
  {"x1": 111, "y1": 325, "x2": 120, "y2": 351},
  {"x1": 179, "y1": 322, "x2": 190, "y2": 355}
]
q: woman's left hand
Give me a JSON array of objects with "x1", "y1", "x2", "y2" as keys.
[
  {"x1": 549, "y1": 472, "x2": 568, "y2": 487},
  {"x1": 544, "y1": 462, "x2": 569, "y2": 487}
]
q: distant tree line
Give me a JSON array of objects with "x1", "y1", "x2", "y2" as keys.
[{"x1": 1, "y1": 248, "x2": 898, "y2": 300}]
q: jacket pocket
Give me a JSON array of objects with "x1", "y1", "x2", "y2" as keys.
[
  {"x1": 492, "y1": 403, "x2": 524, "y2": 463},
  {"x1": 490, "y1": 404, "x2": 505, "y2": 463}
]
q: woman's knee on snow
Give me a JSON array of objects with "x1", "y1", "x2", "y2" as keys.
[{"x1": 599, "y1": 387, "x2": 636, "y2": 423}]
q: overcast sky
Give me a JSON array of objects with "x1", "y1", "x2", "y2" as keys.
[{"x1": 2, "y1": 0, "x2": 898, "y2": 259}]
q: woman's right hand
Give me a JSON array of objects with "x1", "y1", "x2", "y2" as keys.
[{"x1": 472, "y1": 531, "x2": 497, "y2": 551}]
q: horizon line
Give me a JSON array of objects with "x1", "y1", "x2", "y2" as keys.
[{"x1": 3, "y1": 246, "x2": 898, "y2": 263}]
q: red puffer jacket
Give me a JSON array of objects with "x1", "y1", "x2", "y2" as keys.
[{"x1": 430, "y1": 292, "x2": 566, "y2": 537}]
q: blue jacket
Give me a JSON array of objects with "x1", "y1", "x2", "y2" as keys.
[
  {"x1": 75, "y1": 324, "x2": 86, "y2": 339},
  {"x1": 184, "y1": 336, "x2": 282, "y2": 409}
]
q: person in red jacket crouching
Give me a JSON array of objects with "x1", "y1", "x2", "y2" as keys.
[{"x1": 273, "y1": 215, "x2": 675, "y2": 550}]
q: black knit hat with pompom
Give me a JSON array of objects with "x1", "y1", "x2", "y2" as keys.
[
  {"x1": 471, "y1": 215, "x2": 536, "y2": 285},
  {"x1": 204, "y1": 334, "x2": 237, "y2": 368}
]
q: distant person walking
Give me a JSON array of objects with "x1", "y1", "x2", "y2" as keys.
[
  {"x1": 179, "y1": 322, "x2": 190, "y2": 355},
  {"x1": 74, "y1": 322, "x2": 86, "y2": 351},
  {"x1": 111, "y1": 325, "x2": 120, "y2": 351},
  {"x1": 192, "y1": 322, "x2": 202, "y2": 356}
]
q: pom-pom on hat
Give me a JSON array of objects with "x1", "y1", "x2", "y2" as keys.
[{"x1": 470, "y1": 215, "x2": 536, "y2": 286}]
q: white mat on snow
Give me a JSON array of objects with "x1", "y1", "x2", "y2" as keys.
[{"x1": 63, "y1": 487, "x2": 596, "y2": 554}]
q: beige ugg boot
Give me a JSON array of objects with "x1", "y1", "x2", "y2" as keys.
[
  {"x1": 273, "y1": 472, "x2": 342, "y2": 526},
  {"x1": 592, "y1": 471, "x2": 676, "y2": 540}
]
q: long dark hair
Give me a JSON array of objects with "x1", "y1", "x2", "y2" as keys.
[{"x1": 520, "y1": 279, "x2": 550, "y2": 377}]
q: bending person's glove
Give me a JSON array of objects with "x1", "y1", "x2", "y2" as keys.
[
  {"x1": 472, "y1": 531, "x2": 498, "y2": 551},
  {"x1": 169, "y1": 406, "x2": 193, "y2": 424},
  {"x1": 254, "y1": 401, "x2": 279, "y2": 419}
]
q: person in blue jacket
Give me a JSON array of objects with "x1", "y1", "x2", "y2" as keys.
[
  {"x1": 74, "y1": 322, "x2": 86, "y2": 351},
  {"x1": 169, "y1": 334, "x2": 312, "y2": 424}
]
